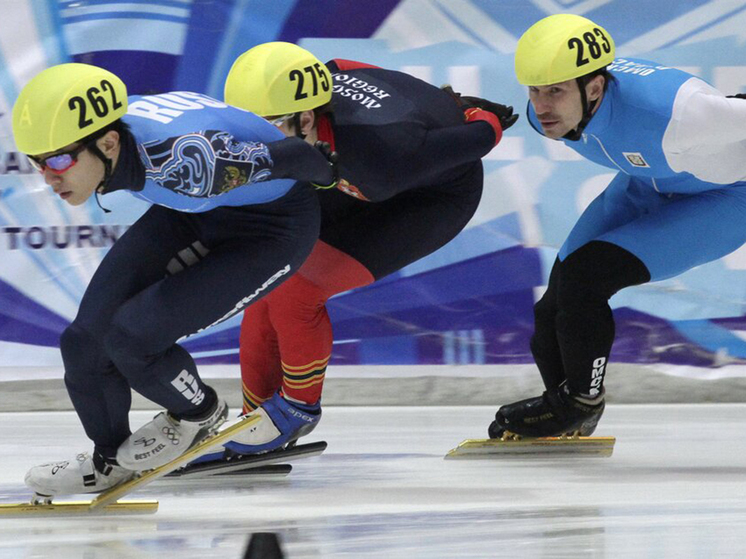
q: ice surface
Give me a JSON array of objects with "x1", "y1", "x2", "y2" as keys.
[{"x1": 1, "y1": 404, "x2": 746, "y2": 558}]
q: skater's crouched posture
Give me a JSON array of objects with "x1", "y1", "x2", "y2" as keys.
[
  {"x1": 205, "y1": 42, "x2": 518, "y2": 458},
  {"x1": 12, "y1": 63, "x2": 336, "y2": 496},
  {"x1": 490, "y1": 14, "x2": 746, "y2": 438}
]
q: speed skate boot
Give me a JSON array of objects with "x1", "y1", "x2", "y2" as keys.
[
  {"x1": 117, "y1": 396, "x2": 228, "y2": 471},
  {"x1": 25, "y1": 451, "x2": 134, "y2": 497},
  {"x1": 488, "y1": 383, "x2": 605, "y2": 439},
  {"x1": 223, "y1": 391, "x2": 321, "y2": 456}
]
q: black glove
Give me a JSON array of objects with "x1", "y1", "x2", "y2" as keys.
[
  {"x1": 727, "y1": 93, "x2": 746, "y2": 100},
  {"x1": 442, "y1": 85, "x2": 519, "y2": 130},
  {"x1": 311, "y1": 141, "x2": 340, "y2": 189}
]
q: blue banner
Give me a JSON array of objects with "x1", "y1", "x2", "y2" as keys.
[{"x1": 3, "y1": 0, "x2": 746, "y2": 370}]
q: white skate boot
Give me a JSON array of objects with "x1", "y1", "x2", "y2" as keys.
[
  {"x1": 117, "y1": 398, "x2": 228, "y2": 471},
  {"x1": 25, "y1": 452, "x2": 134, "y2": 497}
]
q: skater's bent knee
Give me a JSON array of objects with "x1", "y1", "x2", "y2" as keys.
[
  {"x1": 557, "y1": 241, "x2": 650, "y2": 307},
  {"x1": 60, "y1": 322, "x2": 98, "y2": 357},
  {"x1": 533, "y1": 294, "x2": 555, "y2": 322},
  {"x1": 103, "y1": 312, "x2": 146, "y2": 362}
]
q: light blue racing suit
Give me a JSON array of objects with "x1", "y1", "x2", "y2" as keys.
[
  {"x1": 522, "y1": 58, "x2": 746, "y2": 401},
  {"x1": 123, "y1": 91, "x2": 296, "y2": 211},
  {"x1": 528, "y1": 58, "x2": 746, "y2": 281}
]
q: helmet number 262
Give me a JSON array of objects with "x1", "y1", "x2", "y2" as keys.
[
  {"x1": 567, "y1": 28, "x2": 612, "y2": 68},
  {"x1": 289, "y1": 63, "x2": 330, "y2": 101},
  {"x1": 68, "y1": 79, "x2": 124, "y2": 130}
]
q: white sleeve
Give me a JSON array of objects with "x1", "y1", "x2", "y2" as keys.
[
  {"x1": 663, "y1": 78, "x2": 746, "y2": 184},
  {"x1": 665, "y1": 78, "x2": 746, "y2": 149}
]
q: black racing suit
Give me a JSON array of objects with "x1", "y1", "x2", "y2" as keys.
[
  {"x1": 239, "y1": 59, "x2": 504, "y2": 410},
  {"x1": 317, "y1": 59, "x2": 498, "y2": 278}
]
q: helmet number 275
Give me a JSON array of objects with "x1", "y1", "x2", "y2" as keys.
[
  {"x1": 68, "y1": 79, "x2": 124, "y2": 130},
  {"x1": 289, "y1": 63, "x2": 330, "y2": 101},
  {"x1": 567, "y1": 28, "x2": 612, "y2": 68}
]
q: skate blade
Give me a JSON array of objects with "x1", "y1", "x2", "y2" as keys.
[
  {"x1": 445, "y1": 436, "x2": 616, "y2": 458},
  {"x1": 89, "y1": 414, "x2": 262, "y2": 510},
  {"x1": 166, "y1": 440, "x2": 327, "y2": 478},
  {"x1": 0, "y1": 499, "x2": 158, "y2": 517},
  {"x1": 160, "y1": 464, "x2": 293, "y2": 484}
]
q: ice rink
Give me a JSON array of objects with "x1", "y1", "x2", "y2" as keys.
[{"x1": 1, "y1": 404, "x2": 746, "y2": 558}]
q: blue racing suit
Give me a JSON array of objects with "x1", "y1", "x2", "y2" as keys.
[
  {"x1": 61, "y1": 91, "x2": 332, "y2": 461},
  {"x1": 526, "y1": 58, "x2": 746, "y2": 397}
]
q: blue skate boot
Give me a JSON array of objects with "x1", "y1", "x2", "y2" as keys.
[
  {"x1": 191, "y1": 391, "x2": 321, "y2": 465},
  {"x1": 225, "y1": 391, "x2": 321, "y2": 455}
]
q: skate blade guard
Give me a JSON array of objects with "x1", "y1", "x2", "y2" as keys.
[{"x1": 445, "y1": 434, "x2": 615, "y2": 459}]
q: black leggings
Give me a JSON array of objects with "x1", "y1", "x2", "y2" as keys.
[
  {"x1": 531, "y1": 241, "x2": 650, "y2": 397},
  {"x1": 62, "y1": 184, "x2": 319, "y2": 459}
]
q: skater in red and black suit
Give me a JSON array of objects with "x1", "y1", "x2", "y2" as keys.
[{"x1": 212, "y1": 42, "x2": 517, "y2": 456}]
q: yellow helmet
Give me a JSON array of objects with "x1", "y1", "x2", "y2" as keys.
[
  {"x1": 515, "y1": 14, "x2": 615, "y2": 86},
  {"x1": 12, "y1": 63, "x2": 128, "y2": 155},
  {"x1": 224, "y1": 41, "x2": 332, "y2": 117}
]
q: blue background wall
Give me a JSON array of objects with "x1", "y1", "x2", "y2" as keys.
[{"x1": 3, "y1": 0, "x2": 746, "y2": 372}]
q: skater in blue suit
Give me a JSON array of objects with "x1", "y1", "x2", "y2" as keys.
[
  {"x1": 12, "y1": 63, "x2": 336, "y2": 496},
  {"x1": 489, "y1": 14, "x2": 746, "y2": 438}
]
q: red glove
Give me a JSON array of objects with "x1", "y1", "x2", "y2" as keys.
[
  {"x1": 464, "y1": 107, "x2": 503, "y2": 146},
  {"x1": 441, "y1": 85, "x2": 517, "y2": 147}
]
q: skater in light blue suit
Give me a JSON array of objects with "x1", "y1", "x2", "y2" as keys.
[{"x1": 489, "y1": 14, "x2": 746, "y2": 439}]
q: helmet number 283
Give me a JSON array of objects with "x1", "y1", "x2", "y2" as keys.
[
  {"x1": 567, "y1": 28, "x2": 612, "y2": 68},
  {"x1": 68, "y1": 79, "x2": 124, "y2": 130},
  {"x1": 289, "y1": 63, "x2": 331, "y2": 101}
]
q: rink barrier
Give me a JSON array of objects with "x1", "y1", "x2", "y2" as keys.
[{"x1": 2, "y1": 364, "x2": 746, "y2": 411}]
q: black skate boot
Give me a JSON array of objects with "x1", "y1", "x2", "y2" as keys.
[{"x1": 488, "y1": 383, "x2": 605, "y2": 439}]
